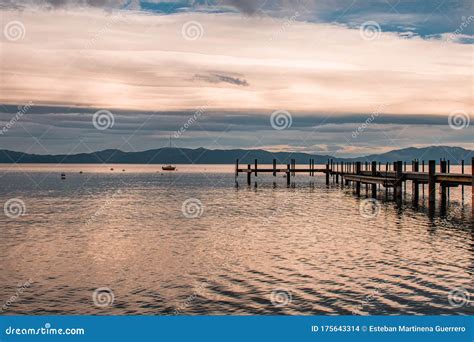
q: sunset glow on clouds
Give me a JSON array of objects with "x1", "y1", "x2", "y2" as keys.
[
  {"x1": 1, "y1": 9, "x2": 472, "y2": 114},
  {"x1": 0, "y1": 0, "x2": 472, "y2": 156}
]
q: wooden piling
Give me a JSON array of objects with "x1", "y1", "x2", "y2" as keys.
[
  {"x1": 395, "y1": 161, "x2": 403, "y2": 200},
  {"x1": 428, "y1": 160, "x2": 436, "y2": 208},
  {"x1": 422, "y1": 160, "x2": 425, "y2": 199},
  {"x1": 355, "y1": 162, "x2": 361, "y2": 196},
  {"x1": 461, "y1": 159, "x2": 464, "y2": 202},
  {"x1": 377, "y1": 162, "x2": 381, "y2": 191},
  {"x1": 325, "y1": 163, "x2": 330, "y2": 186},
  {"x1": 403, "y1": 162, "x2": 407, "y2": 193},
  {"x1": 235, "y1": 159, "x2": 239, "y2": 178},
  {"x1": 440, "y1": 160, "x2": 447, "y2": 207},
  {"x1": 273, "y1": 159, "x2": 277, "y2": 177},
  {"x1": 364, "y1": 161, "x2": 368, "y2": 193},
  {"x1": 412, "y1": 160, "x2": 419, "y2": 205},
  {"x1": 370, "y1": 161, "x2": 377, "y2": 197},
  {"x1": 255, "y1": 159, "x2": 258, "y2": 177},
  {"x1": 286, "y1": 163, "x2": 291, "y2": 187},
  {"x1": 247, "y1": 164, "x2": 251, "y2": 186}
]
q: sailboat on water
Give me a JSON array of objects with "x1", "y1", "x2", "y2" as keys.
[{"x1": 162, "y1": 136, "x2": 176, "y2": 171}]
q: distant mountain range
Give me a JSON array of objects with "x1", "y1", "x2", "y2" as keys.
[{"x1": 0, "y1": 146, "x2": 472, "y2": 164}]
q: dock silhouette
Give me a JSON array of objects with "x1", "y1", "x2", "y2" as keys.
[{"x1": 235, "y1": 158, "x2": 473, "y2": 216}]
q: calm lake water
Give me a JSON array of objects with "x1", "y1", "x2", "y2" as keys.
[{"x1": 0, "y1": 164, "x2": 472, "y2": 315}]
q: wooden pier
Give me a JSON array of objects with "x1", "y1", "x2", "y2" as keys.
[{"x1": 235, "y1": 157, "x2": 473, "y2": 214}]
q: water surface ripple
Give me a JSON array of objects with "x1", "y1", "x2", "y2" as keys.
[{"x1": 0, "y1": 165, "x2": 472, "y2": 315}]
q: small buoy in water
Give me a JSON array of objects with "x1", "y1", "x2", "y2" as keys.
[
  {"x1": 110, "y1": 168, "x2": 114, "y2": 171},
  {"x1": 122, "y1": 169, "x2": 125, "y2": 172},
  {"x1": 79, "y1": 171, "x2": 83, "y2": 174},
  {"x1": 61, "y1": 173, "x2": 66, "y2": 179}
]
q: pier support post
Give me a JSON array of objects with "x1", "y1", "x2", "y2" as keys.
[
  {"x1": 461, "y1": 159, "x2": 464, "y2": 202},
  {"x1": 325, "y1": 162, "x2": 330, "y2": 186},
  {"x1": 392, "y1": 162, "x2": 397, "y2": 198},
  {"x1": 330, "y1": 159, "x2": 333, "y2": 181},
  {"x1": 440, "y1": 160, "x2": 447, "y2": 208},
  {"x1": 247, "y1": 164, "x2": 251, "y2": 186},
  {"x1": 286, "y1": 163, "x2": 291, "y2": 187},
  {"x1": 447, "y1": 160, "x2": 451, "y2": 201},
  {"x1": 412, "y1": 160, "x2": 419, "y2": 205},
  {"x1": 422, "y1": 160, "x2": 425, "y2": 199},
  {"x1": 395, "y1": 161, "x2": 403, "y2": 201},
  {"x1": 355, "y1": 162, "x2": 361, "y2": 196},
  {"x1": 254, "y1": 159, "x2": 258, "y2": 177},
  {"x1": 273, "y1": 159, "x2": 276, "y2": 177},
  {"x1": 371, "y1": 161, "x2": 377, "y2": 198},
  {"x1": 235, "y1": 159, "x2": 239, "y2": 179},
  {"x1": 428, "y1": 160, "x2": 436, "y2": 211}
]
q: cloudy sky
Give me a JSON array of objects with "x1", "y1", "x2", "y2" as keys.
[{"x1": 0, "y1": 0, "x2": 472, "y2": 157}]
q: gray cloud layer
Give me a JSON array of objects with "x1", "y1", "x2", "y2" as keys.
[{"x1": 1, "y1": 105, "x2": 472, "y2": 156}]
